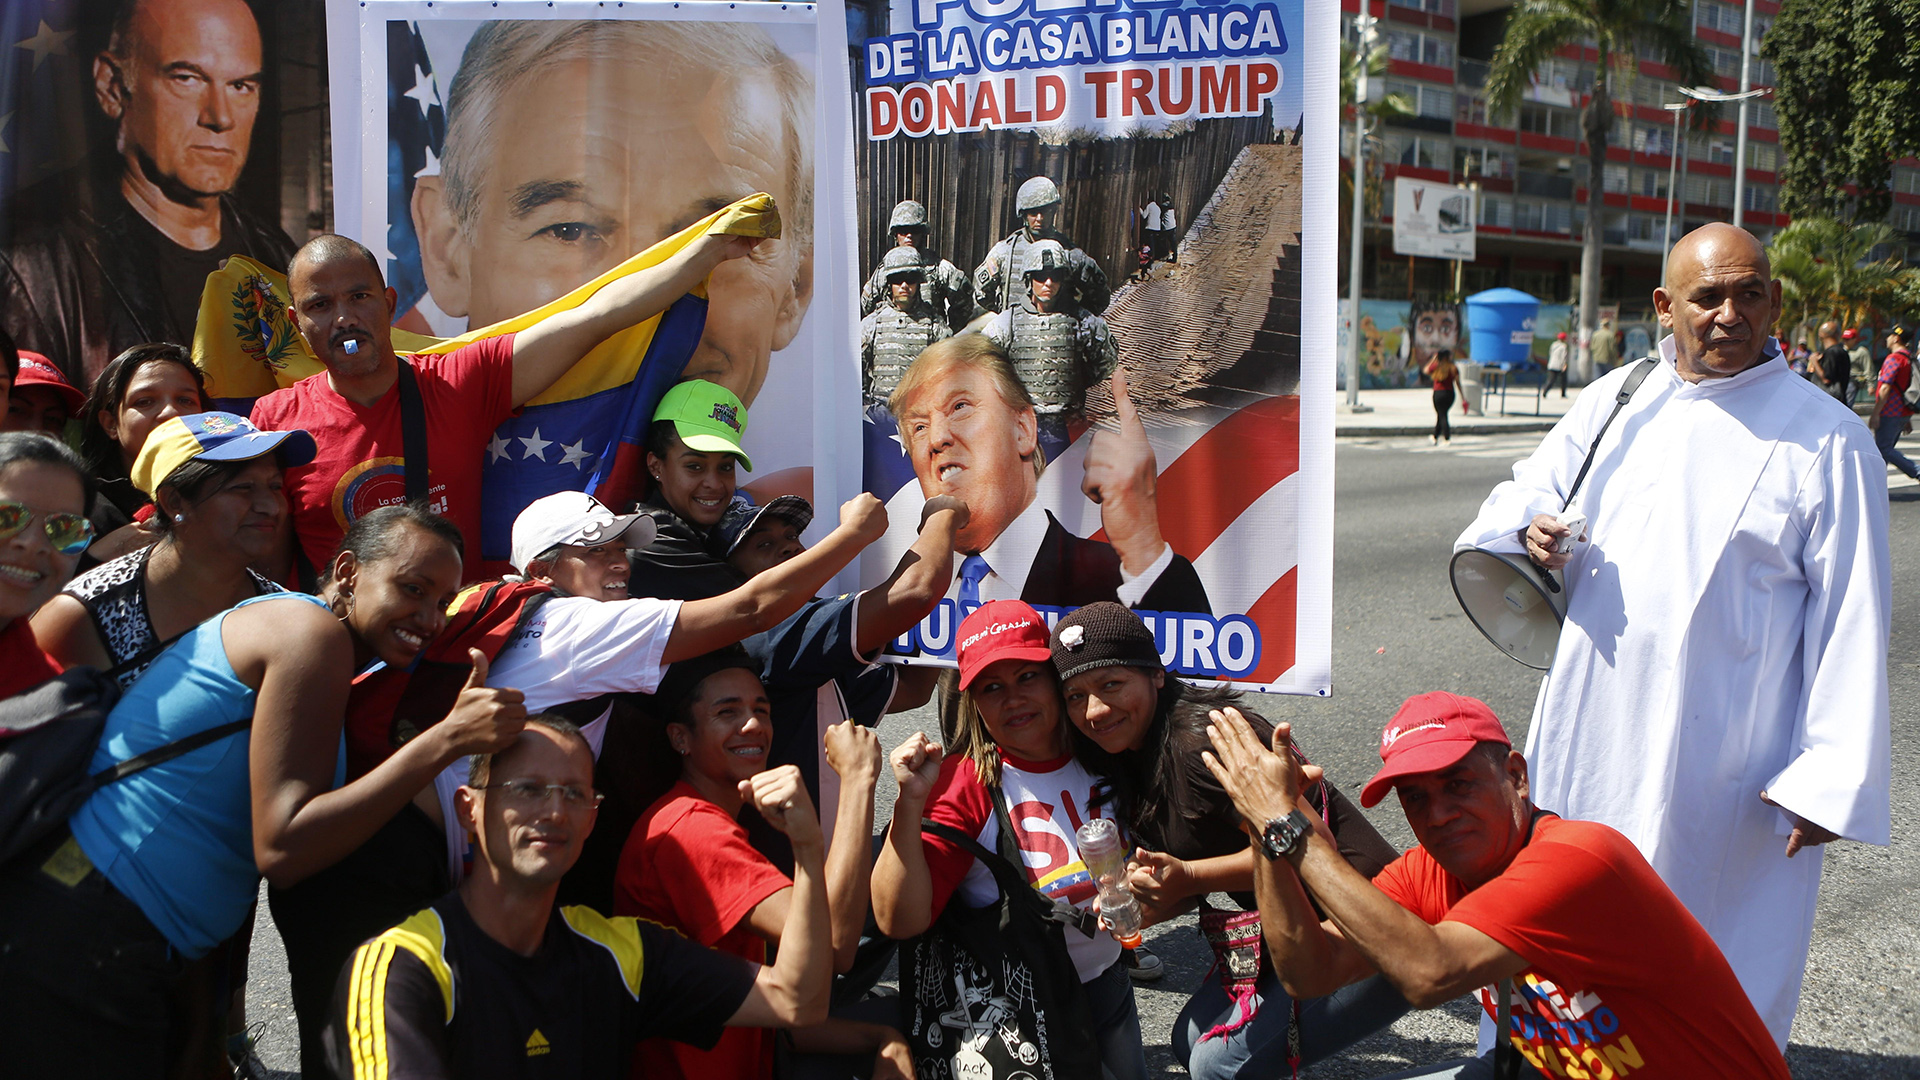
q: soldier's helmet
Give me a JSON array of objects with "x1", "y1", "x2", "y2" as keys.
[
  {"x1": 1016, "y1": 176, "x2": 1062, "y2": 213},
  {"x1": 1023, "y1": 240, "x2": 1072, "y2": 279},
  {"x1": 889, "y1": 201, "x2": 930, "y2": 230},
  {"x1": 881, "y1": 246, "x2": 926, "y2": 280}
]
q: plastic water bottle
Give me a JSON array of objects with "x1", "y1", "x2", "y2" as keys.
[{"x1": 1076, "y1": 818, "x2": 1143, "y2": 948}]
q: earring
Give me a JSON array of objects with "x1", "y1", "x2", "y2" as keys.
[{"x1": 173, "y1": 514, "x2": 185, "y2": 523}]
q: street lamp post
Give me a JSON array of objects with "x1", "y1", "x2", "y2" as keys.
[
  {"x1": 1675, "y1": 84, "x2": 1770, "y2": 235},
  {"x1": 1661, "y1": 101, "x2": 1687, "y2": 282},
  {"x1": 1345, "y1": 13, "x2": 1377, "y2": 413},
  {"x1": 1733, "y1": 0, "x2": 1757, "y2": 227}
]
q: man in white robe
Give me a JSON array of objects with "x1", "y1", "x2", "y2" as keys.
[{"x1": 1454, "y1": 223, "x2": 1892, "y2": 1046}]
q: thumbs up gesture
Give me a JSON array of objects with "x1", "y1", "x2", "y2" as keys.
[
  {"x1": 437, "y1": 648, "x2": 529, "y2": 758},
  {"x1": 1081, "y1": 369, "x2": 1166, "y2": 576}
]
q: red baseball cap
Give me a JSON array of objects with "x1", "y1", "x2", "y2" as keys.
[
  {"x1": 1360, "y1": 692, "x2": 1512, "y2": 808},
  {"x1": 1842, "y1": 328, "x2": 1859, "y2": 341},
  {"x1": 956, "y1": 600, "x2": 1054, "y2": 690},
  {"x1": 11, "y1": 351, "x2": 84, "y2": 413}
]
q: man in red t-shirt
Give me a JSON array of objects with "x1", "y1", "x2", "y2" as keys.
[
  {"x1": 1871, "y1": 324, "x2": 1920, "y2": 480},
  {"x1": 253, "y1": 232, "x2": 755, "y2": 581},
  {"x1": 1203, "y1": 693, "x2": 1790, "y2": 1080}
]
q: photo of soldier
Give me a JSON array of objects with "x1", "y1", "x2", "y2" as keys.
[
  {"x1": 974, "y1": 176, "x2": 1111, "y2": 317},
  {"x1": 406, "y1": 18, "x2": 815, "y2": 410},
  {"x1": 0, "y1": 0, "x2": 297, "y2": 386},
  {"x1": 861, "y1": 247, "x2": 952, "y2": 405},
  {"x1": 982, "y1": 239, "x2": 1119, "y2": 461},
  {"x1": 859, "y1": 200, "x2": 975, "y2": 334}
]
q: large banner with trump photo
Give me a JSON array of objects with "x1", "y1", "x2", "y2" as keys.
[{"x1": 849, "y1": 0, "x2": 1336, "y2": 692}]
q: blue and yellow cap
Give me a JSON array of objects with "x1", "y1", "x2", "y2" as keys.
[
  {"x1": 130, "y1": 412, "x2": 318, "y2": 496},
  {"x1": 652, "y1": 379, "x2": 752, "y2": 471}
]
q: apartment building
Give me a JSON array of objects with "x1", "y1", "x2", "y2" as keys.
[{"x1": 1344, "y1": 0, "x2": 1919, "y2": 319}]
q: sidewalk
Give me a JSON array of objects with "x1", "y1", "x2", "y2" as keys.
[{"x1": 1334, "y1": 385, "x2": 1585, "y2": 437}]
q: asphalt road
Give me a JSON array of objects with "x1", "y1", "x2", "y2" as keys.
[{"x1": 246, "y1": 431, "x2": 1920, "y2": 1078}]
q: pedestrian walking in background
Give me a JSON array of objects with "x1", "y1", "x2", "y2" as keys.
[
  {"x1": 1545, "y1": 332, "x2": 1569, "y2": 396},
  {"x1": 1846, "y1": 328, "x2": 1874, "y2": 403},
  {"x1": 1424, "y1": 350, "x2": 1456, "y2": 444},
  {"x1": 1873, "y1": 325, "x2": 1920, "y2": 480},
  {"x1": 1591, "y1": 316, "x2": 1619, "y2": 373},
  {"x1": 1814, "y1": 322, "x2": 1853, "y2": 409}
]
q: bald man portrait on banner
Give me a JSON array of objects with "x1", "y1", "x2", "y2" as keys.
[
  {"x1": 408, "y1": 19, "x2": 814, "y2": 409},
  {"x1": 0, "y1": 0, "x2": 297, "y2": 385}
]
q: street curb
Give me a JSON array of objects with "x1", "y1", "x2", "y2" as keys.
[{"x1": 1337, "y1": 420, "x2": 1561, "y2": 437}]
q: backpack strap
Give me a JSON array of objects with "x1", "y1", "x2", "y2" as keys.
[
  {"x1": 1562, "y1": 357, "x2": 1658, "y2": 512},
  {"x1": 396, "y1": 359, "x2": 430, "y2": 505},
  {"x1": 83, "y1": 717, "x2": 252, "y2": 794},
  {"x1": 922, "y1": 793, "x2": 1100, "y2": 938}
]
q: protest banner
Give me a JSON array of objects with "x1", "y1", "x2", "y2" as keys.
[{"x1": 848, "y1": 0, "x2": 1335, "y2": 692}]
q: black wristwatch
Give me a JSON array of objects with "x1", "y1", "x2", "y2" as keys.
[{"x1": 1256, "y1": 810, "x2": 1313, "y2": 861}]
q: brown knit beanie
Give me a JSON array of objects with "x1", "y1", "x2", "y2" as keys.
[{"x1": 1049, "y1": 602, "x2": 1163, "y2": 683}]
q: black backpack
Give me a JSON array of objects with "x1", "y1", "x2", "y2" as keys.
[
  {"x1": 898, "y1": 792, "x2": 1105, "y2": 1080},
  {"x1": 0, "y1": 647, "x2": 248, "y2": 869}
]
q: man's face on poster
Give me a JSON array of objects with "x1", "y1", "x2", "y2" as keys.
[
  {"x1": 94, "y1": 0, "x2": 264, "y2": 201},
  {"x1": 896, "y1": 360, "x2": 1038, "y2": 554},
  {"x1": 414, "y1": 43, "x2": 811, "y2": 406},
  {"x1": 1411, "y1": 308, "x2": 1459, "y2": 360}
]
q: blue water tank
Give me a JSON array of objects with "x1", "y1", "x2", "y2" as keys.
[{"x1": 1465, "y1": 288, "x2": 1541, "y2": 365}]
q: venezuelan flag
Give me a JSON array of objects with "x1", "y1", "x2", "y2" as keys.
[{"x1": 191, "y1": 193, "x2": 781, "y2": 563}]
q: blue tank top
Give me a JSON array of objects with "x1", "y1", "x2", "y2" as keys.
[{"x1": 69, "y1": 592, "x2": 336, "y2": 957}]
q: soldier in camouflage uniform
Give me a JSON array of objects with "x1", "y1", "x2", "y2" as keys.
[
  {"x1": 983, "y1": 240, "x2": 1118, "y2": 459},
  {"x1": 861, "y1": 247, "x2": 952, "y2": 404},
  {"x1": 974, "y1": 176, "x2": 1110, "y2": 316},
  {"x1": 860, "y1": 200, "x2": 975, "y2": 333}
]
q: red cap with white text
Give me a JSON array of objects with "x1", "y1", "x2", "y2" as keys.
[
  {"x1": 1360, "y1": 692, "x2": 1511, "y2": 808},
  {"x1": 956, "y1": 600, "x2": 1054, "y2": 691}
]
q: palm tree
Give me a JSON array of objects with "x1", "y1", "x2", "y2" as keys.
[
  {"x1": 1339, "y1": 38, "x2": 1415, "y2": 283},
  {"x1": 1768, "y1": 217, "x2": 1914, "y2": 336},
  {"x1": 1485, "y1": 0, "x2": 1715, "y2": 380}
]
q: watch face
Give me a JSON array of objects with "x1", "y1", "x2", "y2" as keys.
[{"x1": 1261, "y1": 814, "x2": 1307, "y2": 859}]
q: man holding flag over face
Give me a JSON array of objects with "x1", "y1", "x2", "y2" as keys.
[{"x1": 252, "y1": 202, "x2": 769, "y2": 583}]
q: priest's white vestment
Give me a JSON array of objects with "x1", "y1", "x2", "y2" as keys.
[{"x1": 1456, "y1": 338, "x2": 1892, "y2": 1045}]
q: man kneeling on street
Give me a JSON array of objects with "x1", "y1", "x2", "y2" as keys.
[
  {"x1": 1203, "y1": 692, "x2": 1789, "y2": 1080},
  {"x1": 325, "y1": 715, "x2": 830, "y2": 1078}
]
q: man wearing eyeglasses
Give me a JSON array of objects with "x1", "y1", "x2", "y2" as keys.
[
  {"x1": 326, "y1": 714, "x2": 833, "y2": 1079},
  {"x1": 982, "y1": 239, "x2": 1119, "y2": 461}
]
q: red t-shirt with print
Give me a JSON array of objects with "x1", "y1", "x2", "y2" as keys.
[
  {"x1": 615, "y1": 781, "x2": 791, "y2": 1080},
  {"x1": 250, "y1": 335, "x2": 516, "y2": 581},
  {"x1": 1372, "y1": 815, "x2": 1788, "y2": 1080}
]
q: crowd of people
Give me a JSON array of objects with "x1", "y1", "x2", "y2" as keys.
[{"x1": 0, "y1": 218, "x2": 1886, "y2": 1080}]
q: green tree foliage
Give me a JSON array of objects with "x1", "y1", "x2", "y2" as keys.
[
  {"x1": 1766, "y1": 0, "x2": 1920, "y2": 224},
  {"x1": 1484, "y1": 0, "x2": 1714, "y2": 376},
  {"x1": 1767, "y1": 217, "x2": 1914, "y2": 335}
]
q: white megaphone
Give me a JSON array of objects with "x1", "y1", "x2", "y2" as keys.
[{"x1": 1449, "y1": 547, "x2": 1567, "y2": 670}]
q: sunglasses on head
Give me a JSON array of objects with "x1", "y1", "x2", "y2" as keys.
[{"x1": 0, "y1": 500, "x2": 96, "y2": 556}]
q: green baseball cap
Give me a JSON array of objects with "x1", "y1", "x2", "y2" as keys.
[{"x1": 653, "y1": 379, "x2": 753, "y2": 470}]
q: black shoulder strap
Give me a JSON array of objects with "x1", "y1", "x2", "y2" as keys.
[
  {"x1": 84, "y1": 717, "x2": 252, "y2": 794},
  {"x1": 921, "y1": 791, "x2": 1100, "y2": 938},
  {"x1": 396, "y1": 360, "x2": 430, "y2": 505},
  {"x1": 1562, "y1": 357, "x2": 1658, "y2": 512}
]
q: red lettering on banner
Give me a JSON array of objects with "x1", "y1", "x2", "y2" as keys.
[
  {"x1": 1005, "y1": 78, "x2": 1033, "y2": 123},
  {"x1": 1248, "y1": 62, "x2": 1280, "y2": 104},
  {"x1": 868, "y1": 87, "x2": 899, "y2": 137},
  {"x1": 1036, "y1": 74, "x2": 1067, "y2": 121},
  {"x1": 969, "y1": 79, "x2": 1002, "y2": 127},
  {"x1": 1121, "y1": 69, "x2": 1155, "y2": 116},
  {"x1": 901, "y1": 85, "x2": 934, "y2": 136},
  {"x1": 1200, "y1": 65, "x2": 1240, "y2": 113},
  {"x1": 1158, "y1": 65, "x2": 1194, "y2": 114},
  {"x1": 937, "y1": 80, "x2": 967, "y2": 132},
  {"x1": 1084, "y1": 70, "x2": 1118, "y2": 118}
]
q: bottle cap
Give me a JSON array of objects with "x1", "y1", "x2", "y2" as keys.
[{"x1": 1118, "y1": 932, "x2": 1143, "y2": 949}]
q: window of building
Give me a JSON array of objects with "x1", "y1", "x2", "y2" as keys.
[
  {"x1": 1744, "y1": 185, "x2": 1776, "y2": 213},
  {"x1": 1387, "y1": 0, "x2": 1454, "y2": 15},
  {"x1": 1751, "y1": 101, "x2": 1776, "y2": 130},
  {"x1": 1384, "y1": 133, "x2": 1451, "y2": 170},
  {"x1": 1685, "y1": 175, "x2": 1734, "y2": 207},
  {"x1": 1510, "y1": 267, "x2": 1564, "y2": 300},
  {"x1": 1515, "y1": 200, "x2": 1573, "y2": 234},
  {"x1": 1745, "y1": 142, "x2": 1778, "y2": 173},
  {"x1": 1633, "y1": 168, "x2": 1670, "y2": 199},
  {"x1": 1893, "y1": 205, "x2": 1920, "y2": 234},
  {"x1": 1519, "y1": 103, "x2": 1580, "y2": 140},
  {"x1": 1628, "y1": 214, "x2": 1664, "y2": 242},
  {"x1": 1455, "y1": 145, "x2": 1514, "y2": 180},
  {"x1": 1631, "y1": 123, "x2": 1675, "y2": 156},
  {"x1": 1604, "y1": 163, "x2": 1630, "y2": 194},
  {"x1": 1386, "y1": 79, "x2": 1454, "y2": 120},
  {"x1": 1893, "y1": 169, "x2": 1920, "y2": 197},
  {"x1": 1385, "y1": 29, "x2": 1453, "y2": 69},
  {"x1": 1479, "y1": 195, "x2": 1512, "y2": 228}
]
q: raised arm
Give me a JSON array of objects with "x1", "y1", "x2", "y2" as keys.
[
  {"x1": 241, "y1": 602, "x2": 526, "y2": 887},
  {"x1": 1204, "y1": 710, "x2": 1525, "y2": 1008},
  {"x1": 665, "y1": 495, "x2": 888, "y2": 663},
  {"x1": 507, "y1": 233, "x2": 758, "y2": 408},
  {"x1": 871, "y1": 732, "x2": 943, "y2": 939},
  {"x1": 855, "y1": 497, "x2": 966, "y2": 655},
  {"x1": 727, "y1": 767, "x2": 833, "y2": 1028}
]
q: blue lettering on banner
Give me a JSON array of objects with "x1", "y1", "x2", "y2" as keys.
[
  {"x1": 887, "y1": 603, "x2": 1261, "y2": 678},
  {"x1": 869, "y1": 2, "x2": 1286, "y2": 80}
]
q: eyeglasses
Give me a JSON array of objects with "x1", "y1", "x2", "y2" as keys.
[
  {"x1": 0, "y1": 500, "x2": 95, "y2": 556},
  {"x1": 482, "y1": 780, "x2": 604, "y2": 810}
]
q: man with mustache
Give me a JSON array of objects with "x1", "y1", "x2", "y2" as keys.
[
  {"x1": 252, "y1": 232, "x2": 752, "y2": 582},
  {"x1": 1455, "y1": 223, "x2": 1892, "y2": 1047},
  {"x1": 0, "y1": 0, "x2": 296, "y2": 386}
]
